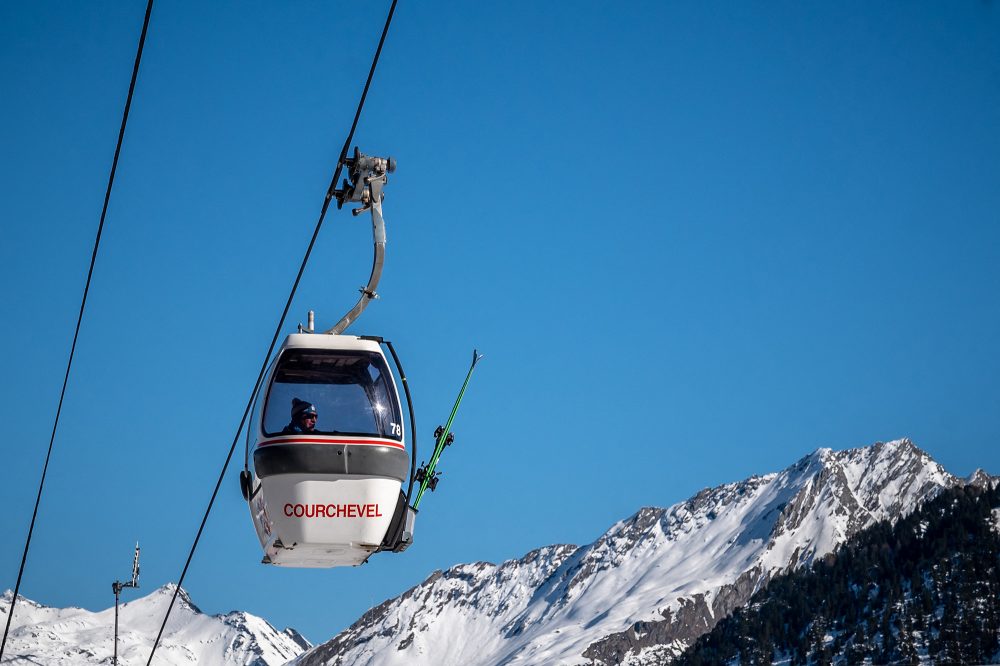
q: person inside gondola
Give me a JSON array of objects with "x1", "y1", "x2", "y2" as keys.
[{"x1": 283, "y1": 398, "x2": 318, "y2": 434}]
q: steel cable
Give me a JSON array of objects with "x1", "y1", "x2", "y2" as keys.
[
  {"x1": 145, "y1": 1, "x2": 399, "y2": 662},
  {"x1": 0, "y1": 0, "x2": 155, "y2": 660}
]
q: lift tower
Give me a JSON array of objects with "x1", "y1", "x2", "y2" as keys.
[{"x1": 111, "y1": 543, "x2": 140, "y2": 665}]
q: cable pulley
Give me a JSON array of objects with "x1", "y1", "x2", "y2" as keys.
[{"x1": 334, "y1": 147, "x2": 396, "y2": 215}]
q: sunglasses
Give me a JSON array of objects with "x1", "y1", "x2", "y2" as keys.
[{"x1": 302, "y1": 413, "x2": 317, "y2": 419}]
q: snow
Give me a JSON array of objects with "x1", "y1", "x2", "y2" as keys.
[
  {"x1": 294, "y1": 439, "x2": 965, "y2": 666},
  {"x1": 11, "y1": 439, "x2": 970, "y2": 666},
  {"x1": 0, "y1": 583, "x2": 309, "y2": 665}
]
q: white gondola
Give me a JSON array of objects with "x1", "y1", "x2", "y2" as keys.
[
  {"x1": 246, "y1": 333, "x2": 411, "y2": 567},
  {"x1": 241, "y1": 150, "x2": 415, "y2": 567}
]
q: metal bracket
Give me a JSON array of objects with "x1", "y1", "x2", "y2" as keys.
[
  {"x1": 414, "y1": 464, "x2": 440, "y2": 491},
  {"x1": 334, "y1": 147, "x2": 395, "y2": 214},
  {"x1": 433, "y1": 425, "x2": 455, "y2": 447},
  {"x1": 326, "y1": 147, "x2": 396, "y2": 335}
]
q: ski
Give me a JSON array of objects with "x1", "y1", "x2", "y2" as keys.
[{"x1": 412, "y1": 349, "x2": 484, "y2": 509}]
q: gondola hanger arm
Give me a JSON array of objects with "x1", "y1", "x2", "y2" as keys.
[{"x1": 326, "y1": 147, "x2": 396, "y2": 335}]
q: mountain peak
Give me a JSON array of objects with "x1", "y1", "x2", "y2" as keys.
[
  {"x1": 965, "y1": 468, "x2": 998, "y2": 488},
  {"x1": 813, "y1": 446, "x2": 834, "y2": 459},
  {"x1": 1, "y1": 585, "x2": 308, "y2": 665},
  {"x1": 872, "y1": 436, "x2": 922, "y2": 457},
  {"x1": 151, "y1": 582, "x2": 202, "y2": 614},
  {"x1": 294, "y1": 439, "x2": 965, "y2": 666}
]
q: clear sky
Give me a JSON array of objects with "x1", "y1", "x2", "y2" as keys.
[{"x1": 2, "y1": 0, "x2": 999, "y2": 645}]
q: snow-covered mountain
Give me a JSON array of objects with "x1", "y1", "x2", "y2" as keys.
[
  {"x1": 675, "y1": 482, "x2": 1000, "y2": 665},
  {"x1": 0, "y1": 583, "x2": 309, "y2": 665},
  {"x1": 294, "y1": 439, "x2": 967, "y2": 666}
]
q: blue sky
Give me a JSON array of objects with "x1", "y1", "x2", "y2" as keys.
[{"x1": 2, "y1": 0, "x2": 998, "y2": 645}]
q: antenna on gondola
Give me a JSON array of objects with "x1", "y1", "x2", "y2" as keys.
[{"x1": 112, "y1": 543, "x2": 140, "y2": 666}]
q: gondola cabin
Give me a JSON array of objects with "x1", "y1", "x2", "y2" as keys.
[{"x1": 246, "y1": 333, "x2": 410, "y2": 567}]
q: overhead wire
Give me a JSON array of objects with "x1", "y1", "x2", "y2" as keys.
[
  {"x1": 0, "y1": 0, "x2": 156, "y2": 660},
  {"x1": 144, "y1": 1, "x2": 400, "y2": 662}
]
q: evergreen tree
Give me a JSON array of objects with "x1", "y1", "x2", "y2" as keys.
[{"x1": 675, "y1": 484, "x2": 1000, "y2": 666}]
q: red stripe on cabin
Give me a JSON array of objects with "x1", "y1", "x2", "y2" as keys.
[{"x1": 258, "y1": 436, "x2": 405, "y2": 450}]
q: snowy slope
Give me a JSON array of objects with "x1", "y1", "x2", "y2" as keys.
[
  {"x1": 0, "y1": 583, "x2": 309, "y2": 665},
  {"x1": 294, "y1": 439, "x2": 964, "y2": 666}
]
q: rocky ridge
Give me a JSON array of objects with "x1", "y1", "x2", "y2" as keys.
[{"x1": 293, "y1": 439, "x2": 967, "y2": 666}]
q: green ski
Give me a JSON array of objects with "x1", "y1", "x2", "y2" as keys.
[{"x1": 413, "y1": 349, "x2": 484, "y2": 509}]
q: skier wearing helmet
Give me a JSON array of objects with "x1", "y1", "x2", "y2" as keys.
[{"x1": 282, "y1": 397, "x2": 318, "y2": 434}]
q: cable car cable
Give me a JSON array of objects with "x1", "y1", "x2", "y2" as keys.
[
  {"x1": 0, "y1": 0, "x2": 155, "y2": 659},
  {"x1": 241, "y1": 0, "x2": 397, "y2": 475},
  {"x1": 145, "y1": 2, "x2": 399, "y2": 662}
]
